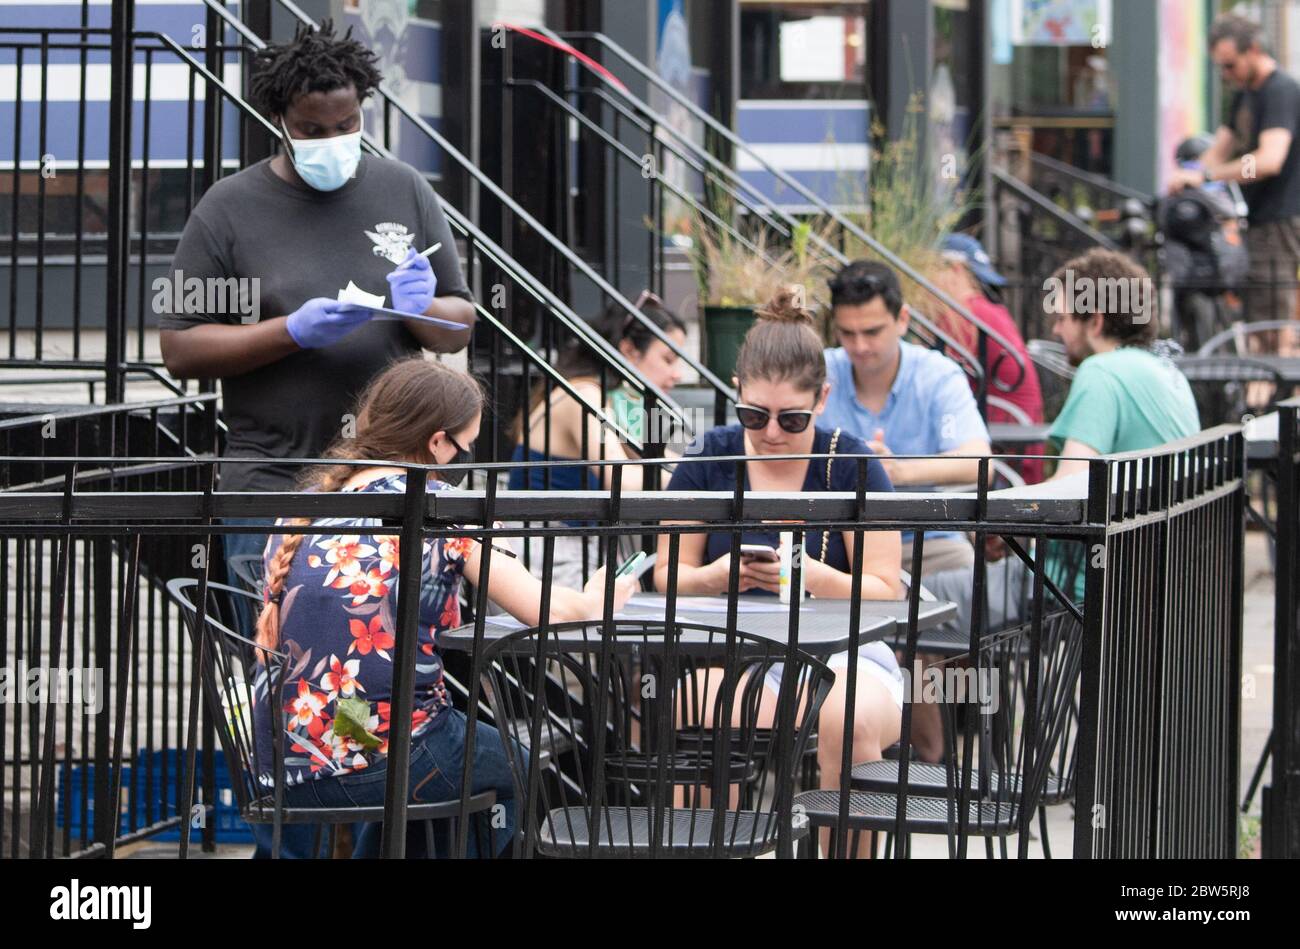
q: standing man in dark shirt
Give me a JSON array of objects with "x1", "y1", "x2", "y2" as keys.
[
  {"x1": 160, "y1": 21, "x2": 475, "y2": 494},
  {"x1": 157, "y1": 23, "x2": 475, "y2": 856},
  {"x1": 1171, "y1": 13, "x2": 1300, "y2": 343}
]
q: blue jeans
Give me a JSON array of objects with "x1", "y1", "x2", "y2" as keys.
[{"x1": 282, "y1": 709, "x2": 524, "y2": 858}]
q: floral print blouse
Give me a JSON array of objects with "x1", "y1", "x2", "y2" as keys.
[{"x1": 252, "y1": 474, "x2": 473, "y2": 786}]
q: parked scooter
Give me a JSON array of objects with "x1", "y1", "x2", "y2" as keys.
[{"x1": 1156, "y1": 134, "x2": 1250, "y2": 351}]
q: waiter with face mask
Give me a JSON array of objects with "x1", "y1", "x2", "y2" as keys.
[{"x1": 157, "y1": 21, "x2": 476, "y2": 857}]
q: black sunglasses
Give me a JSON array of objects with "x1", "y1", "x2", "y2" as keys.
[
  {"x1": 735, "y1": 403, "x2": 815, "y2": 434},
  {"x1": 831, "y1": 272, "x2": 887, "y2": 295}
]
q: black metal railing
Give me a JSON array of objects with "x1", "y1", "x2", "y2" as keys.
[
  {"x1": 1072, "y1": 425, "x2": 1245, "y2": 858},
  {"x1": 1263, "y1": 396, "x2": 1300, "y2": 857},
  {"x1": 490, "y1": 26, "x2": 1034, "y2": 415},
  {"x1": 198, "y1": 0, "x2": 735, "y2": 429},
  {"x1": 0, "y1": 426, "x2": 1246, "y2": 858},
  {"x1": 0, "y1": 12, "x2": 700, "y2": 469},
  {"x1": 1026, "y1": 151, "x2": 1155, "y2": 248}
]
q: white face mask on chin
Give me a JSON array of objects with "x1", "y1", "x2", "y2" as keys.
[{"x1": 281, "y1": 115, "x2": 363, "y2": 192}]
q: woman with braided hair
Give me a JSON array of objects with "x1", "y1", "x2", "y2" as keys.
[
  {"x1": 656, "y1": 286, "x2": 903, "y2": 855},
  {"x1": 251, "y1": 356, "x2": 637, "y2": 858}
]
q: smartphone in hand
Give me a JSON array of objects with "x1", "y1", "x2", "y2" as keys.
[
  {"x1": 739, "y1": 544, "x2": 779, "y2": 563},
  {"x1": 615, "y1": 550, "x2": 649, "y2": 578}
]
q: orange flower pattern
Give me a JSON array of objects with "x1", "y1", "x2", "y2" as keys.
[{"x1": 253, "y1": 474, "x2": 473, "y2": 785}]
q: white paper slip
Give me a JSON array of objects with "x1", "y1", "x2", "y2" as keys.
[{"x1": 338, "y1": 281, "x2": 386, "y2": 308}]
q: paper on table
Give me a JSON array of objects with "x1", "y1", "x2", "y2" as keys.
[{"x1": 338, "y1": 281, "x2": 386, "y2": 308}]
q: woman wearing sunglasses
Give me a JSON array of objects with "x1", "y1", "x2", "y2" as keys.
[{"x1": 654, "y1": 287, "x2": 903, "y2": 842}]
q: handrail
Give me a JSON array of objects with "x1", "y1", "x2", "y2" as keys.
[
  {"x1": 512, "y1": 74, "x2": 1000, "y2": 392},
  {"x1": 120, "y1": 13, "x2": 685, "y2": 450},
  {"x1": 992, "y1": 167, "x2": 1120, "y2": 251},
  {"x1": 203, "y1": 0, "x2": 736, "y2": 408},
  {"x1": 0, "y1": 392, "x2": 219, "y2": 431},
  {"x1": 1028, "y1": 151, "x2": 1154, "y2": 207},
  {"x1": 190, "y1": 0, "x2": 698, "y2": 448},
  {"x1": 504, "y1": 27, "x2": 992, "y2": 394},
  {"x1": 546, "y1": 28, "x2": 1029, "y2": 390}
]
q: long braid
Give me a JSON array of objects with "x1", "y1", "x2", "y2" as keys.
[{"x1": 254, "y1": 465, "x2": 358, "y2": 653}]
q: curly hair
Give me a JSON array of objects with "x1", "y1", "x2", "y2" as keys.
[
  {"x1": 1049, "y1": 249, "x2": 1159, "y2": 347},
  {"x1": 248, "y1": 19, "x2": 383, "y2": 119}
]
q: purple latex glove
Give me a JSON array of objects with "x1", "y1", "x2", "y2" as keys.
[
  {"x1": 285, "y1": 298, "x2": 372, "y2": 349},
  {"x1": 387, "y1": 247, "x2": 437, "y2": 316}
]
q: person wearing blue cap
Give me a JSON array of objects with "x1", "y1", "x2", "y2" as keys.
[{"x1": 932, "y1": 233, "x2": 1045, "y2": 482}]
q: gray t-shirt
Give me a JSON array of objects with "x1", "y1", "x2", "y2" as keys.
[{"x1": 159, "y1": 155, "x2": 473, "y2": 493}]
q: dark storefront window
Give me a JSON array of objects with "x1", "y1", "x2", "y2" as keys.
[{"x1": 739, "y1": 2, "x2": 869, "y2": 100}]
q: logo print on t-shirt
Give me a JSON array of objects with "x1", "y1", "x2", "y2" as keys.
[{"x1": 365, "y1": 222, "x2": 415, "y2": 264}]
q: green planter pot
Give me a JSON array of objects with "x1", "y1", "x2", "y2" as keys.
[{"x1": 702, "y1": 304, "x2": 756, "y2": 382}]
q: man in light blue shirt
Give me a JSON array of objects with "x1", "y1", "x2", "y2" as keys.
[{"x1": 822, "y1": 260, "x2": 991, "y2": 574}]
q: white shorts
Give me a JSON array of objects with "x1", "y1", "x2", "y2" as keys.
[{"x1": 764, "y1": 640, "x2": 904, "y2": 710}]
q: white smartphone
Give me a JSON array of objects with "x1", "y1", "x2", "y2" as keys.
[{"x1": 739, "y1": 544, "x2": 779, "y2": 563}]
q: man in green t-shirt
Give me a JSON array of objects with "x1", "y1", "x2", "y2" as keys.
[
  {"x1": 912, "y1": 250, "x2": 1200, "y2": 760},
  {"x1": 1047, "y1": 250, "x2": 1201, "y2": 466},
  {"x1": 1040, "y1": 248, "x2": 1201, "y2": 600}
]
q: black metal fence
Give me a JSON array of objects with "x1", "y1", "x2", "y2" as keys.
[
  {"x1": 0, "y1": 11, "x2": 711, "y2": 466},
  {"x1": 1263, "y1": 396, "x2": 1300, "y2": 857},
  {"x1": 0, "y1": 427, "x2": 1245, "y2": 858},
  {"x1": 1073, "y1": 426, "x2": 1245, "y2": 858}
]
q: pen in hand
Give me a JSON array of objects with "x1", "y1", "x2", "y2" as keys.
[{"x1": 396, "y1": 242, "x2": 442, "y2": 271}]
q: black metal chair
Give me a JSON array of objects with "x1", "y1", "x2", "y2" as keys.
[
  {"x1": 1175, "y1": 353, "x2": 1287, "y2": 424},
  {"x1": 225, "y1": 553, "x2": 265, "y2": 597},
  {"x1": 794, "y1": 609, "x2": 1083, "y2": 859},
  {"x1": 166, "y1": 578, "x2": 498, "y2": 858},
  {"x1": 857, "y1": 609, "x2": 1082, "y2": 857},
  {"x1": 479, "y1": 620, "x2": 834, "y2": 858}
]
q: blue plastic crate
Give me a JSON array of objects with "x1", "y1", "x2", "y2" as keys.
[{"x1": 56, "y1": 748, "x2": 253, "y2": 844}]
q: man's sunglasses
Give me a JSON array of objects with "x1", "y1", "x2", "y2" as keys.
[
  {"x1": 735, "y1": 403, "x2": 815, "y2": 434},
  {"x1": 829, "y1": 272, "x2": 888, "y2": 296}
]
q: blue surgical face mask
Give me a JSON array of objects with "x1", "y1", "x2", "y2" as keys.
[{"x1": 281, "y1": 116, "x2": 362, "y2": 192}]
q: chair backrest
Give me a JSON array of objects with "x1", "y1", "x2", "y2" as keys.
[
  {"x1": 165, "y1": 578, "x2": 289, "y2": 818},
  {"x1": 936, "y1": 608, "x2": 1083, "y2": 853},
  {"x1": 226, "y1": 553, "x2": 266, "y2": 597},
  {"x1": 1197, "y1": 319, "x2": 1300, "y2": 356},
  {"x1": 986, "y1": 394, "x2": 1034, "y2": 426},
  {"x1": 1027, "y1": 339, "x2": 1077, "y2": 380},
  {"x1": 480, "y1": 620, "x2": 835, "y2": 858}
]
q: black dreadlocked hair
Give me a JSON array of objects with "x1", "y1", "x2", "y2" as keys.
[{"x1": 248, "y1": 19, "x2": 382, "y2": 119}]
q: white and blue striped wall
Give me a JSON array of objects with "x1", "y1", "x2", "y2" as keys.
[
  {"x1": 735, "y1": 99, "x2": 871, "y2": 212},
  {"x1": 0, "y1": 1, "x2": 444, "y2": 174}
]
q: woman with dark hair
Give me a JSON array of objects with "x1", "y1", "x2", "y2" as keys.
[
  {"x1": 511, "y1": 296, "x2": 689, "y2": 492},
  {"x1": 655, "y1": 287, "x2": 903, "y2": 853},
  {"x1": 508, "y1": 297, "x2": 689, "y2": 587},
  {"x1": 253, "y1": 356, "x2": 637, "y2": 857}
]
